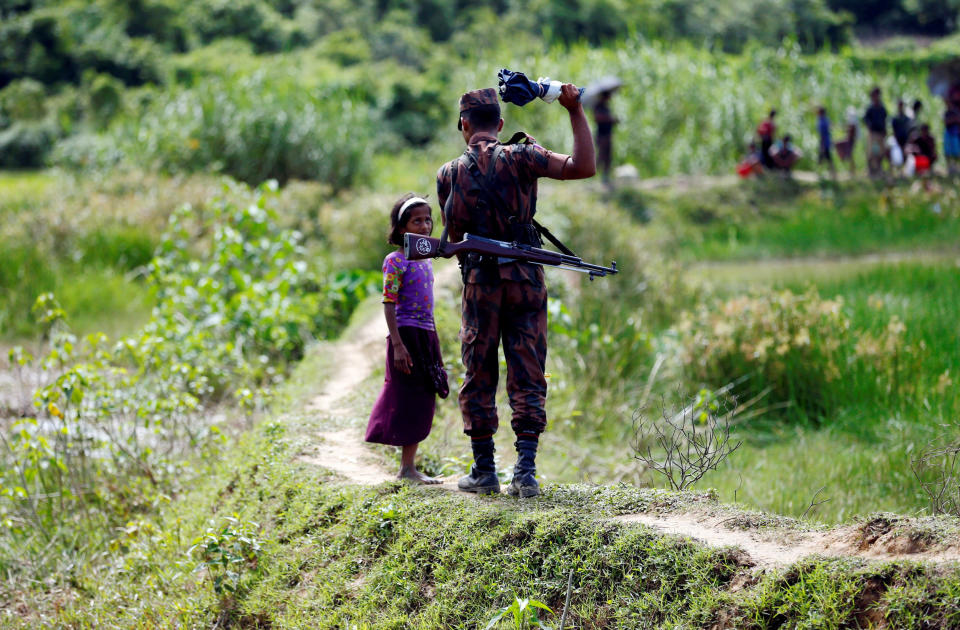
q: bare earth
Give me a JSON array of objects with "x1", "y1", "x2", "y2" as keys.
[{"x1": 299, "y1": 259, "x2": 960, "y2": 569}]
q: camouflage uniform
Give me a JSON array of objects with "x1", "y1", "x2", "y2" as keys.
[{"x1": 437, "y1": 88, "x2": 559, "y2": 438}]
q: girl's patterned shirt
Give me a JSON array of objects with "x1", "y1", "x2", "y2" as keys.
[{"x1": 381, "y1": 250, "x2": 435, "y2": 331}]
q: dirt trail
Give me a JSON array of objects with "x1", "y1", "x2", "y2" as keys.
[
  {"x1": 300, "y1": 257, "x2": 960, "y2": 570},
  {"x1": 299, "y1": 261, "x2": 461, "y2": 489}
]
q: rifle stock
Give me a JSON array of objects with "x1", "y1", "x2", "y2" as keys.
[{"x1": 404, "y1": 232, "x2": 617, "y2": 279}]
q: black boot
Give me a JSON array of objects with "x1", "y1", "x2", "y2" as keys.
[
  {"x1": 507, "y1": 437, "x2": 540, "y2": 498},
  {"x1": 457, "y1": 437, "x2": 500, "y2": 494}
]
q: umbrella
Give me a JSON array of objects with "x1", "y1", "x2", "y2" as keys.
[
  {"x1": 498, "y1": 69, "x2": 544, "y2": 106},
  {"x1": 581, "y1": 76, "x2": 623, "y2": 107},
  {"x1": 497, "y1": 68, "x2": 585, "y2": 106},
  {"x1": 927, "y1": 58, "x2": 960, "y2": 100}
]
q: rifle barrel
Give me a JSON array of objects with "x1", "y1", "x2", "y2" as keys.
[{"x1": 463, "y1": 234, "x2": 617, "y2": 276}]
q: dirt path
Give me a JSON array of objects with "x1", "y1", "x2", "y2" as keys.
[
  {"x1": 299, "y1": 260, "x2": 461, "y2": 488},
  {"x1": 299, "y1": 259, "x2": 960, "y2": 570}
]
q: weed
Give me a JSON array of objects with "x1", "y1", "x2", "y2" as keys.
[
  {"x1": 485, "y1": 596, "x2": 554, "y2": 630},
  {"x1": 631, "y1": 389, "x2": 743, "y2": 491},
  {"x1": 189, "y1": 516, "x2": 263, "y2": 597}
]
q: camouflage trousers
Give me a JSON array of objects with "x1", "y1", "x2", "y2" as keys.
[{"x1": 459, "y1": 277, "x2": 548, "y2": 436}]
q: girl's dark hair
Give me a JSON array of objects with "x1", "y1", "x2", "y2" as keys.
[{"x1": 387, "y1": 193, "x2": 431, "y2": 246}]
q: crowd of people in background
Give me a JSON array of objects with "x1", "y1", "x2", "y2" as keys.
[{"x1": 738, "y1": 83, "x2": 960, "y2": 181}]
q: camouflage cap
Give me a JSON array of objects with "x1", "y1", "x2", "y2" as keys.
[{"x1": 458, "y1": 88, "x2": 500, "y2": 129}]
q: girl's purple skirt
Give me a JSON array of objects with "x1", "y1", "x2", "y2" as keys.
[{"x1": 365, "y1": 326, "x2": 444, "y2": 446}]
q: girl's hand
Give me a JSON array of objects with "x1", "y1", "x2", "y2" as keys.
[{"x1": 393, "y1": 341, "x2": 413, "y2": 375}]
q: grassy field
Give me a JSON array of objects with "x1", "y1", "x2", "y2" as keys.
[{"x1": 12, "y1": 327, "x2": 960, "y2": 629}]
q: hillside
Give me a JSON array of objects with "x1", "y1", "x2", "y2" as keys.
[{"x1": 7, "y1": 279, "x2": 957, "y2": 628}]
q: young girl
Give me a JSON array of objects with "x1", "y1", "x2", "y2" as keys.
[{"x1": 365, "y1": 193, "x2": 447, "y2": 484}]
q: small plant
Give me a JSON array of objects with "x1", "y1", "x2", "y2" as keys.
[
  {"x1": 910, "y1": 437, "x2": 960, "y2": 517},
  {"x1": 484, "y1": 596, "x2": 554, "y2": 630},
  {"x1": 631, "y1": 389, "x2": 743, "y2": 491},
  {"x1": 189, "y1": 516, "x2": 262, "y2": 596}
]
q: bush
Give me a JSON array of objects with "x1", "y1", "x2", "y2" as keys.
[
  {"x1": 0, "y1": 5, "x2": 163, "y2": 88},
  {"x1": 0, "y1": 181, "x2": 375, "y2": 575},
  {"x1": 0, "y1": 78, "x2": 46, "y2": 120},
  {"x1": 120, "y1": 75, "x2": 377, "y2": 188},
  {"x1": 0, "y1": 120, "x2": 58, "y2": 167},
  {"x1": 384, "y1": 79, "x2": 447, "y2": 146},
  {"x1": 672, "y1": 288, "x2": 914, "y2": 421},
  {"x1": 88, "y1": 73, "x2": 123, "y2": 128},
  {"x1": 50, "y1": 131, "x2": 124, "y2": 171},
  {"x1": 185, "y1": 0, "x2": 293, "y2": 53}
]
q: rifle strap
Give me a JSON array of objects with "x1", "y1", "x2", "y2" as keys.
[
  {"x1": 504, "y1": 131, "x2": 532, "y2": 145},
  {"x1": 438, "y1": 155, "x2": 461, "y2": 255},
  {"x1": 532, "y1": 219, "x2": 577, "y2": 257}
]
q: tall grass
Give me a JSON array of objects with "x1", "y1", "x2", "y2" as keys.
[
  {"x1": 108, "y1": 73, "x2": 378, "y2": 189},
  {"x1": 655, "y1": 181, "x2": 960, "y2": 262},
  {"x1": 453, "y1": 41, "x2": 938, "y2": 177}
]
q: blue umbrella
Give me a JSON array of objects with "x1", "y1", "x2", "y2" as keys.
[{"x1": 497, "y1": 68, "x2": 583, "y2": 106}]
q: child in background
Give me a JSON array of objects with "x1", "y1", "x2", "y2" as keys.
[{"x1": 365, "y1": 193, "x2": 448, "y2": 484}]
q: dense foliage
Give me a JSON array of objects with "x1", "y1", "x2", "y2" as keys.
[
  {"x1": 0, "y1": 181, "x2": 375, "y2": 581},
  {"x1": 829, "y1": 0, "x2": 960, "y2": 35},
  {"x1": 2, "y1": 0, "x2": 955, "y2": 180}
]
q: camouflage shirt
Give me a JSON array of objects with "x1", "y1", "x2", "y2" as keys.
[{"x1": 436, "y1": 132, "x2": 557, "y2": 284}]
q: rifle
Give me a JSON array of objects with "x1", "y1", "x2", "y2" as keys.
[{"x1": 404, "y1": 233, "x2": 617, "y2": 280}]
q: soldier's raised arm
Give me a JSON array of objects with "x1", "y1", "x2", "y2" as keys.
[{"x1": 545, "y1": 83, "x2": 596, "y2": 180}]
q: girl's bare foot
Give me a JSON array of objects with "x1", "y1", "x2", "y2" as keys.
[{"x1": 398, "y1": 467, "x2": 442, "y2": 484}]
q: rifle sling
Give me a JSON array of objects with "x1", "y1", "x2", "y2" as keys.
[
  {"x1": 438, "y1": 155, "x2": 460, "y2": 255},
  {"x1": 531, "y1": 218, "x2": 577, "y2": 257}
]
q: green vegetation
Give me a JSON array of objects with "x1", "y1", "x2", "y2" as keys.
[
  {"x1": 0, "y1": 181, "x2": 376, "y2": 597},
  {"x1": 3, "y1": 0, "x2": 960, "y2": 625},
  {"x1": 9, "y1": 343, "x2": 960, "y2": 628},
  {"x1": 365, "y1": 176, "x2": 955, "y2": 526},
  {"x1": 644, "y1": 181, "x2": 960, "y2": 261},
  {"x1": 1, "y1": 0, "x2": 956, "y2": 183}
]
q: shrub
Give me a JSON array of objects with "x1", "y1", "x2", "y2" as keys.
[
  {"x1": 672, "y1": 288, "x2": 914, "y2": 421},
  {"x1": 88, "y1": 73, "x2": 123, "y2": 128},
  {"x1": 384, "y1": 78, "x2": 447, "y2": 146},
  {"x1": 0, "y1": 180, "x2": 376, "y2": 576},
  {"x1": 0, "y1": 78, "x2": 46, "y2": 120},
  {"x1": 50, "y1": 131, "x2": 124, "y2": 171},
  {"x1": 185, "y1": 0, "x2": 292, "y2": 53},
  {"x1": 0, "y1": 120, "x2": 58, "y2": 167},
  {"x1": 120, "y1": 75, "x2": 377, "y2": 188}
]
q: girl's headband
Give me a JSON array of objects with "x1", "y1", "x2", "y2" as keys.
[{"x1": 397, "y1": 196, "x2": 429, "y2": 223}]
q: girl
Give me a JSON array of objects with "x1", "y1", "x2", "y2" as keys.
[{"x1": 365, "y1": 193, "x2": 448, "y2": 484}]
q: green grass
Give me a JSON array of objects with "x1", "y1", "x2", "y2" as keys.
[
  {"x1": 644, "y1": 180, "x2": 960, "y2": 263},
  {"x1": 679, "y1": 261, "x2": 960, "y2": 522},
  {"x1": 0, "y1": 170, "x2": 54, "y2": 205},
  {"x1": 16, "y1": 339, "x2": 960, "y2": 628}
]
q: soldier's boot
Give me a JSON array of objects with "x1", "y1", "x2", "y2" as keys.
[
  {"x1": 457, "y1": 436, "x2": 500, "y2": 495},
  {"x1": 507, "y1": 437, "x2": 540, "y2": 498}
]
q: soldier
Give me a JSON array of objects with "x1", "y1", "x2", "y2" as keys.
[{"x1": 437, "y1": 84, "x2": 595, "y2": 497}]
